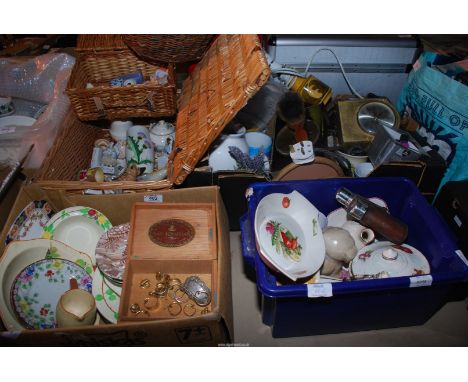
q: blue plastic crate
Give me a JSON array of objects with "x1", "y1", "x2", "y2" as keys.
[{"x1": 241, "y1": 177, "x2": 468, "y2": 338}]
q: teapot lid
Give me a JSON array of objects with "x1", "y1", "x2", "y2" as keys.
[
  {"x1": 150, "y1": 120, "x2": 175, "y2": 136},
  {"x1": 350, "y1": 241, "x2": 430, "y2": 279}
]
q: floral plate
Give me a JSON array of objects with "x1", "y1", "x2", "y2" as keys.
[
  {"x1": 10, "y1": 258, "x2": 93, "y2": 330},
  {"x1": 42, "y1": 206, "x2": 112, "y2": 260},
  {"x1": 254, "y1": 190, "x2": 326, "y2": 281},
  {"x1": 95, "y1": 223, "x2": 129, "y2": 284},
  {"x1": 5, "y1": 200, "x2": 55, "y2": 245},
  {"x1": 92, "y1": 268, "x2": 120, "y2": 324},
  {"x1": 0, "y1": 239, "x2": 95, "y2": 331}
]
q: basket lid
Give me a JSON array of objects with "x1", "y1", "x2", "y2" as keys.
[
  {"x1": 167, "y1": 34, "x2": 271, "y2": 186},
  {"x1": 76, "y1": 35, "x2": 128, "y2": 54}
]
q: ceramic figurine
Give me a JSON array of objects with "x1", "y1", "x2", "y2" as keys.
[{"x1": 116, "y1": 164, "x2": 140, "y2": 182}]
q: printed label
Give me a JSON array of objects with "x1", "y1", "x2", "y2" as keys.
[
  {"x1": 144, "y1": 195, "x2": 163, "y2": 203},
  {"x1": 409, "y1": 275, "x2": 433, "y2": 288},
  {"x1": 455, "y1": 250, "x2": 468, "y2": 267},
  {"x1": 307, "y1": 283, "x2": 333, "y2": 298}
]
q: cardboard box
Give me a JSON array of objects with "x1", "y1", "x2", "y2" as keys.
[{"x1": 0, "y1": 184, "x2": 232, "y2": 346}]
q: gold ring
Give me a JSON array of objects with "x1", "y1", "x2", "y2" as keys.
[
  {"x1": 200, "y1": 307, "x2": 210, "y2": 315},
  {"x1": 144, "y1": 297, "x2": 160, "y2": 311},
  {"x1": 130, "y1": 303, "x2": 141, "y2": 314},
  {"x1": 168, "y1": 301, "x2": 182, "y2": 316},
  {"x1": 170, "y1": 285, "x2": 189, "y2": 303},
  {"x1": 155, "y1": 272, "x2": 170, "y2": 283},
  {"x1": 183, "y1": 303, "x2": 196, "y2": 317},
  {"x1": 168, "y1": 278, "x2": 182, "y2": 289},
  {"x1": 139, "y1": 279, "x2": 151, "y2": 289}
]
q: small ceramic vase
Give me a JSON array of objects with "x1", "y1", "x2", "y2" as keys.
[
  {"x1": 149, "y1": 120, "x2": 175, "y2": 153},
  {"x1": 110, "y1": 120, "x2": 133, "y2": 142},
  {"x1": 126, "y1": 125, "x2": 154, "y2": 174},
  {"x1": 341, "y1": 221, "x2": 375, "y2": 251},
  {"x1": 323, "y1": 226, "x2": 357, "y2": 263},
  {"x1": 208, "y1": 128, "x2": 249, "y2": 172},
  {"x1": 56, "y1": 289, "x2": 96, "y2": 328}
]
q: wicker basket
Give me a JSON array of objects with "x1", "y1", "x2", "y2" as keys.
[
  {"x1": 76, "y1": 35, "x2": 128, "y2": 54},
  {"x1": 36, "y1": 34, "x2": 270, "y2": 192},
  {"x1": 123, "y1": 34, "x2": 214, "y2": 64},
  {"x1": 66, "y1": 51, "x2": 177, "y2": 121}
]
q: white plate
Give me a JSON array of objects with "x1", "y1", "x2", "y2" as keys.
[
  {"x1": 5, "y1": 200, "x2": 55, "y2": 245},
  {"x1": 0, "y1": 239, "x2": 94, "y2": 331},
  {"x1": 92, "y1": 268, "x2": 120, "y2": 324},
  {"x1": 42, "y1": 206, "x2": 112, "y2": 261},
  {"x1": 254, "y1": 190, "x2": 325, "y2": 281}
]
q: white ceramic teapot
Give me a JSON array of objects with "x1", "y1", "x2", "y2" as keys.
[{"x1": 149, "y1": 120, "x2": 175, "y2": 153}]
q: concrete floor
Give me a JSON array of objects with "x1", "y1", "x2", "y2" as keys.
[{"x1": 230, "y1": 232, "x2": 468, "y2": 346}]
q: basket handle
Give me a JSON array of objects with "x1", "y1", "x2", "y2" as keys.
[
  {"x1": 240, "y1": 213, "x2": 257, "y2": 270},
  {"x1": 93, "y1": 97, "x2": 106, "y2": 119},
  {"x1": 145, "y1": 91, "x2": 156, "y2": 111}
]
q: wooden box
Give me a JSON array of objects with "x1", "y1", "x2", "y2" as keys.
[{"x1": 119, "y1": 203, "x2": 218, "y2": 321}]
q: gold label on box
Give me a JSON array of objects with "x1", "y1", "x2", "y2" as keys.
[{"x1": 148, "y1": 219, "x2": 195, "y2": 247}]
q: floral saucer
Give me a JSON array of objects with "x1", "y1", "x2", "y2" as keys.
[
  {"x1": 5, "y1": 200, "x2": 55, "y2": 245},
  {"x1": 95, "y1": 223, "x2": 129, "y2": 284},
  {"x1": 92, "y1": 268, "x2": 120, "y2": 324},
  {"x1": 10, "y1": 258, "x2": 92, "y2": 330},
  {"x1": 42, "y1": 206, "x2": 112, "y2": 260}
]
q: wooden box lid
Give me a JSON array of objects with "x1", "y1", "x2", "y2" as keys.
[{"x1": 127, "y1": 203, "x2": 217, "y2": 261}]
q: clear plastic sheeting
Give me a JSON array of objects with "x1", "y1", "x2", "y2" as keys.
[{"x1": 0, "y1": 53, "x2": 75, "y2": 168}]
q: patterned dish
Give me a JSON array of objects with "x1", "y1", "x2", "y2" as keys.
[
  {"x1": 5, "y1": 200, "x2": 55, "y2": 245},
  {"x1": 349, "y1": 241, "x2": 430, "y2": 279},
  {"x1": 92, "y1": 268, "x2": 120, "y2": 324},
  {"x1": 42, "y1": 206, "x2": 112, "y2": 260},
  {"x1": 10, "y1": 258, "x2": 92, "y2": 330},
  {"x1": 254, "y1": 190, "x2": 326, "y2": 281},
  {"x1": 95, "y1": 223, "x2": 129, "y2": 284}
]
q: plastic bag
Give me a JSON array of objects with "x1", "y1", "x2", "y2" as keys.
[
  {"x1": 0, "y1": 53, "x2": 75, "y2": 168},
  {"x1": 397, "y1": 52, "x2": 468, "y2": 195}
]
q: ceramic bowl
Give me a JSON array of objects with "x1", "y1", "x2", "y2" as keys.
[
  {"x1": 254, "y1": 190, "x2": 326, "y2": 281},
  {"x1": 42, "y1": 206, "x2": 112, "y2": 260},
  {"x1": 0, "y1": 239, "x2": 94, "y2": 331},
  {"x1": 349, "y1": 241, "x2": 430, "y2": 279}
]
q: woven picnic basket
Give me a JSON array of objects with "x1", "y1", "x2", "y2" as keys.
[
  {"x1": 122, "y1": 34, "x2": 214, "y2": 64},
  {"x1": 35, "y1": 34, "x2": 271, "y2": 192},
  {"x1": 76, "y1": 35, "x2": 128, "y2": 54},
  {"x1": 66, "y1": 48, "x2": 177, "y2": 121}
]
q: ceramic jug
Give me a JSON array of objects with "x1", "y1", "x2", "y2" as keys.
[
  {"x1": 208, "y1": 128, "x2": 249, "y2": 172},
  {"x1": 341, "y1": 221, "x2": 375, "y2": 251},
  {"x1": 56, "y1": 289, "x2": 96, "y2": 328},
  {"x1": 126, "y1": 125, "x2": 154, "y2": 174}
]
